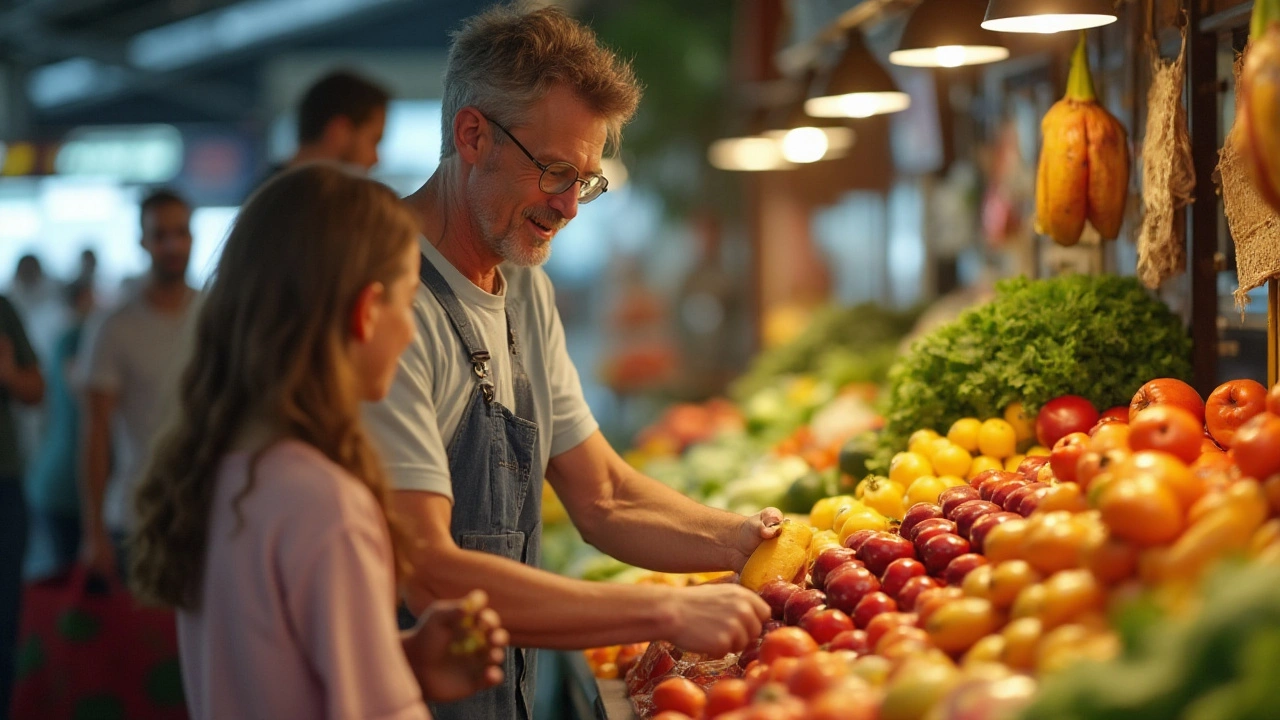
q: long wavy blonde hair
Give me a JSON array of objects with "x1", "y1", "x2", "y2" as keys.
[{"x1": 131, "y1": 164, "x2": 419, "y2": 609}]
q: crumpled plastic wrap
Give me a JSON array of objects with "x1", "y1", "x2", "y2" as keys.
[{"x1": 625, "y1": 641, "x2": 743, "y2": 718}]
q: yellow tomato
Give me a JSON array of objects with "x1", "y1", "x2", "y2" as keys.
[
  {"x1": 906, "y1": 475, "x2": 950, "y2": 507},
  {"x1": 889, "y1": 452, "x2": 934, "y2": 486},
  {"x1": 987, "y1": 560, "x2": 1042, "y2": 610},
  {"x1": 832, "y1": 500, "x2": 869, "y2": 533},
  {"x1": 810, "y1": 496, "x2": 848, "y2": 531},
  {"x1": 948, "y1": 418, "x2": 983, "y2": 453},
  {"x1": 1026, "y1": 445, "x2": 1052, "y2": 457},
  {"x1": 1039, "y1": 569, "x2": 1105, "y2": 629},
  {"x1": 1023, "y1": 512, "x2": 1089, "y2": 575},
  {"x1": 962, "y1": 634, "x2": 1007, "y2": 668},
  {"x1": 838, "y1": 508, "x2": 891, "y2": 543},
  {"x1": 808, "y1": 530, "x2": 842, "y2": 564},
  {"x1": 932, "y1": 442, "x2": 972, "y2": 478},
  {"x1": 983, "y1": 518, "x2": 1031, "y2": 564},
  {"x1": 1004, "y1": 454, "x2": 1027, "y2": 472},
  {"x1": 926, "y1": 597, "x2": 1000, "y2": 655},
  {"x1": 1000, "y1": 617, "x2": 1043, "y2": 670},
  {"x1": 978, "y1": 419, "x2": 1018, "y2": 459},
  {"x1": 858, "y1": 476, "x2": 907, "y2": 520},
  {"x1": 1004, "y1": 402, "x2": 1037, "y2": 444},
  {"x1": 908, "y1": 429, "x2": 942, "y2": 457},
  {"x1": 967, "y1": 456, "x2": 1004, "y2": 480}
]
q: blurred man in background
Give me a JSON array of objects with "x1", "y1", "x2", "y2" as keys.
[
  {"x1": 273, "y1": 70, "x2": 390, "y2": 178},
  {"x1": 78, "y1": 190, "x2": 198, "y2": 580},
  {"x1": 0, "y1": 292, "x2": 44, "y2": 716}
]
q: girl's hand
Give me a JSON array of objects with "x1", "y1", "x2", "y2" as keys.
[{"x1": 407, "y1": 590, "x2": 509, "y2": 703}]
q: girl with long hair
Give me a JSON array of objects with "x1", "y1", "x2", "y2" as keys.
[{"x1": 129, "y1": 164, "x2": 506, "y2": 720}]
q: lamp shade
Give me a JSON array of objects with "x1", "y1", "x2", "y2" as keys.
[
  {"x1": 805, "y1": 31, "x2": 911, "y2": 118},
  {"x1": 890, "y1": 0, "x2": 1011, "y2": 67},
  {"x1": 982, "y1": 0, "x2": 1118, "y2": 34}
]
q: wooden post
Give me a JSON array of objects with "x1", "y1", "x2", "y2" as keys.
[{"x1": 1187, "y1": 0, "x2": 1222, "y2": 397}]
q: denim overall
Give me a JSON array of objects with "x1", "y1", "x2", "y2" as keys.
[{"x1": 419, "y1": 256, "x2": 541, "y2": 720}]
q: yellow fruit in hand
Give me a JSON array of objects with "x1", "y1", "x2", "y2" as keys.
[
  {"x1": 906, "y1": 475, "x2": 950, "y2": 507},
  {"x1": 740, "y1": 520, "x2": 813, "y2": 590},
  {"x1": 838, "y1": 508, "x2": 891, "y2": 542},
  {"x1": 858, "y1": 476, "x2": 907, "y2": 520},
  {"x1": 1005, "y1": 454, "x2": 1027, "y2": 472},
  {"x1": 932, "y1": 442, "x2": 973, "y2": 478},
  {"x1": 909, "y1": 429, "x2": 942, "y2": 457},
  {"x1": 948, "y1": 418, "x2": 983, "y2": 453},
  {"x1": 979, "y1": 419, "x2": 1018, "y2": 459},
  {"x1": 1026, "y1": 446, "x2": 1052, "y2": 458},
  {"x1": 1004, "y1": 402, "x2": 1037, "y2": 444},
  {"x1": 890, "y1": 452, "x2": 934, "y2": 486},
  {"x1": 968, "y1": 456, "x2": 1004, "y2": 480}
]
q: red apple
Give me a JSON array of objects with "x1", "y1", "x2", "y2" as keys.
[
  {"x1": 1015, "y1": 456, "x2": 1051, "y2": 482},
  {"x1": 1003, "y1": 482, "x2": 1048, "y2": 513},
  {"x1": 879, "y1": 557, "x2": 927, "y2": 599},
  {"x1": 914, "y1": 587, "x2": 964, "y2": 624},
  {"x1": 975, "y1": 472, "x2": 1023, "y2": 502},
  {"x1": 865, "y1": 612, "x2": 918, "y2": 649},
  {"x1": 855, "y1": 533, "x2": 916, "y2": 576},
  {"x1": 1129, "y1": 405, "x2": 1203, "y2": 464},
  {"x1": 852, "y1": 591, "x2": 898, "y2": 629},
  {"x1": 825, "y1": 566, "x2": 881, "y2": 615},
  {"x1": 896, "y1": 576, "x2": 941, "y2": 609},
  {"x1": 1234, "y1": 412, "x2": 1280, "y2": 480},
  {"x1": 919, "y1": 532, "x2": 972, "y2": 576},
  {"x1": 968, "y1": 511, "x2": 1020, "y2": 552},
  {"x1": 1015, "y1": 485, "x2": 1053, "y2": 517},
  {"x1": 811, "y1": 548, "x2": 860, "y2": 589},
  {"x1": 783, "y1": 588, "x2": 828, "y2": 626},
  {"x1": 1101, "y1": 406, "x2": 1130, "y2": 423},
  {"x1": 1036, "y1": 395, "x2": 1100, "y2": 448},
  {"x1": 1205, "y1": 379, "x2": 1268, "y2": 448},
  {"x1": 989, "y1": 480, "x2": 1030, "y2": 509},
  {"x1": 950, "y1": 500, "x2": 1003, "y2": 538},
  {"x1": 939, "y1": 485, "x2": 981, "y2": 517},
  {"x1": 1050, "y1": 433, "x2": 1091, "y2": 484},
  {"x1": 827, "y1": 629, "x2": 871, "y2": 655},
  {"x1": 968, "y1": 469, "x2": 1006, "y2": 492},
  {"x1": 758, "y1": 580, "x2": 801, "y2": 621},
  {"x1": 799, "y1": 608, "x2": 854, "y2": 645},
  {"x1": 842, "y1": 529, "x2": 880, "y2": 553},
  {"x1": 911, "y1": 518, "x2": 958, "y2": 546},
  {"x1": 944, "y1": 553, "x2": 989, "y2": 587},
  {"x1": 1130, "y1": 378, "x2": 1205, "y2": 424},
  {"x1": 824, "y1": 561, "x2": 870, "y2": 590},
  {"x1": 899, "y1": 503, "x2": 944, "y2": 541}
]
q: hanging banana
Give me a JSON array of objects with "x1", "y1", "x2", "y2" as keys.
[
  {"x1": 1240, "y1": 0, "x2": 1280, "y2": 212},
  {"x1": 1035, "y1": 32, "x2": 1130, "y2": 246}
]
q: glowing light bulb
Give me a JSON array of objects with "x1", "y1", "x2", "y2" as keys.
[
  {"x1": 934, "y1": 46, "x2": 968, "y2": 68},
  {"x1": 780, "y1": 127, "x2": 829, "y2": 163}
]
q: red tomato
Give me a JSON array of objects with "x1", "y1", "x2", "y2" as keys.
[
  {"x1": 652, "y1": 677, "x2": 707, "y2": 718},
  {"x1": 1036, "y1": 396, "x2": 1101, "y2": 448},
  {"x1": 1130, "y1": 378, "x2": 1205, "y2": 424},
  {"x1": 1234, "y1": 412, "x2": 1280, "y2": 480},
  {"x1": 787, "y1": 652, "x2": 848, "y2": 699},
  {"x1": 1205, "y1": 379, "x2": 1268, "y2": 448},
  {"x1": 705, "y1": 678, "x2": 750, "y2": 718},
  {"x1": 799, "y1": 609, "x2": 854, "y2": 645},
  {"x1": 1101, "y1": 406, "x2": 1130, "y2": 423},
  {"x1": 1129, "y1": 405, "x2": 1203, "y2": 464},
  {"x1": 758, "y1": 627, "x2": 819, "y2": 665},
  {"x1": 1050, "y1": 433, "x2": 1091, "y2": 484}
]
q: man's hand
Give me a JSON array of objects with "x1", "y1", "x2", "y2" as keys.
[
  {"x1": 406, "y1": 590, "x2": 509, "y2": 703},
  {"x1": 729, "y1": 507, "x2": 784, "y2": 573},
  {"x1": 659, "y1": 584, "x2": 770, "y2": 657},
  {"x1": 81, "y1": 528, "x2": 118, "y2": 580}
]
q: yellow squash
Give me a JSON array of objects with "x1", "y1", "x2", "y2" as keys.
[
  {"x1": 739, "y1": 519, "x2": 813, "y2": 591},
  {"x1": 1241, "y1": 0, "x2": 1280, "y2": 212},
  {"x1": 1036, "y1": 32, "x2": 1131, "y2": 246}
]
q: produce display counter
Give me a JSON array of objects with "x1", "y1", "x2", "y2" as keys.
[{"x1": 560, "y1": 650, "x2": 638, "y2": 720}]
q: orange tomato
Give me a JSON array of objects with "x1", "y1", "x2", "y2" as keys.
[
  {"x1": 1089, "y1": 422, "x2": 1132, "y2": 453},
  {"x1": 961, "y1": 634, "x2": 1007, "y2": 667},
  {"x1": 705, "y1": 678, "x2": 750, "y2": 718},
  {"x1": 653, "y1": 677, "x2": 707, "y2": 718},
  {"x1": 987, "y1": 560, "x2": 1043, "y2": 610},
  {"x1": 983, "y1": 518, "x2": 1031, "y2": 564},
  {"x1": 787, "y1": 653, "x2": 848, "y2": 699},
  {"x1": 1039, "y1": 569, "x2": 1105, "y2": 629},
  {"x1": 1082, "y1": 533, "x2": 1139, "y2": 585},
  {"x1": 1096, "y1": 475, "x2": 1184, "y2": 547},
  {"x1": 1023, "y1": 511, "x2": 1089, "y2": 574},
  {"x1": 1035, "y1": 482, "x2": 1089, "y2": 515},
  {"x1": 1234, "y1": 413, "x2": 1280, "y2": 480},
  {"x1": 925, "y1": 597, "x2": 1001, "y2": 655},
  {"x1": 759, "y1": 627, "x2": 819, "y2": 665},
  {"x1": 1265, "y1": 475, "x2": 1280, "y2": 516},
  {"x1": 1010, "y1": 582, "x2": 1048, "y2": 620},
  {"x1": 1114, "y1": 450, "x2": 1205, "y2": 510},
  {"x1": 1000, "y1": 617, "x2": 1044, "y2": 670}
]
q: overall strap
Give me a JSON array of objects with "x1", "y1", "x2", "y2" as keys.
[
  {"x1": 419, "y1": 255, "x2": 495, "y2": 400},
  {"x1": 504, "y1": 304, "x2": 536, "y2": 424}
]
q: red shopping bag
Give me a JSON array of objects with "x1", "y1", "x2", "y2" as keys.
[{"x1": 9, "y1": 566, "x2": 187, "y2": 720}]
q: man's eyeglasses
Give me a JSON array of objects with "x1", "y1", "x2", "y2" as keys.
[{"x1": 486, "y1": 116, "x2": 608, "y2": 204}]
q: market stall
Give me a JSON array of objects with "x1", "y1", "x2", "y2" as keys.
[{"x1": 548, "y1": 0, "x2": 1280, "y2": 718}]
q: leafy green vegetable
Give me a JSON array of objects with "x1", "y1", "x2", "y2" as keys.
[{"x1": 873, "y1": 275, "x2": 1192, "y2": 472}]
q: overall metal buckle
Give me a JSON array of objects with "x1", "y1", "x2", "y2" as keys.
[{"x1": 470, "y1": 351, "x2": 491, "y2": 379}]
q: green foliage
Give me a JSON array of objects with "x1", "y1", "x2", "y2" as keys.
[{"x1": 873, "y1": 275, "x2": 1192, "y2": 472}]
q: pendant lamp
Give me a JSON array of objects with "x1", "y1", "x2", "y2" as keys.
[
  {"x1": 890, "y1": 0, "x2": 1011, "y2": 67},
  {"x1": 982, "y1": 0, "x2": 1118, "y2": 34},
  {"x1": 708, "y1": 111, "x2": 794, "y2": 172},
  {"x1": 806, "y1": 30, "x2": 911, "y2": 119}
]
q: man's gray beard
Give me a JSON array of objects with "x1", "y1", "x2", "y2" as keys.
[{"x1": 487, "y1": 228, "x2": 551, "y2": 267}]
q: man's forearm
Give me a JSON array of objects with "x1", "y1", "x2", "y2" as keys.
[
  {"x1": 2, "y1": 367, "x2": 43, "y2": 405},
  {"x1": 574, "y1": 467, "x2": 746, "y2": 574},
  {"x1": 80, "y1": 425, "x2": 110, "y2": 536},
  {"x1": 406, "y1": 546, "x2": 677, "y2": 650}
]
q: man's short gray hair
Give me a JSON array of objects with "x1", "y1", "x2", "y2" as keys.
[{"x1": 441, "y1": 4, "x2": 642, "y2": 158}]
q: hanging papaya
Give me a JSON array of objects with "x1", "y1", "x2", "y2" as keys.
[
  {"x1": 1035, "y1": 32, "x2": 1131, "y2": 246},
  {"x1": 1240, "y1": 0, "x2": 1280, "y2": 212}
]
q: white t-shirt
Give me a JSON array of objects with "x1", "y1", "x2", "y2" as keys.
[
  {"x1": 78, "y1": 289, "x2": 197, "y2": 532},
  {"x1": 363, "y1": 237, "x2": 598, "y2": 500},
  {"x1": 178, "y1": 440, "x2": 429, "y2": 720}
]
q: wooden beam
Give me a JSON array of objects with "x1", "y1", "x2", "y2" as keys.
[{"x1": 1186, "y1": 0, "x2": 1221, "y2": 396}]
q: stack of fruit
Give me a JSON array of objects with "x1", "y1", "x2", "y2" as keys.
[{"x1": 632, "y1": 377, "x2": 1280, "y2": 720}]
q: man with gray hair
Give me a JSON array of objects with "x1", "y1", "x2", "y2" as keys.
[{"x1": 364, "y1": 5, "x2": 778, "y2": 719}]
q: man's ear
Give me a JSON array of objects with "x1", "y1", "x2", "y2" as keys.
[
  {"x1": 453, "y1": 106, "x2": 489, "y2": 165},
  {"x1": 325, "y1": 115, "x2": 356, "y2": 151},
  {"x1": 350, "y1": 282, "x2": 385, "y2": 342}
]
